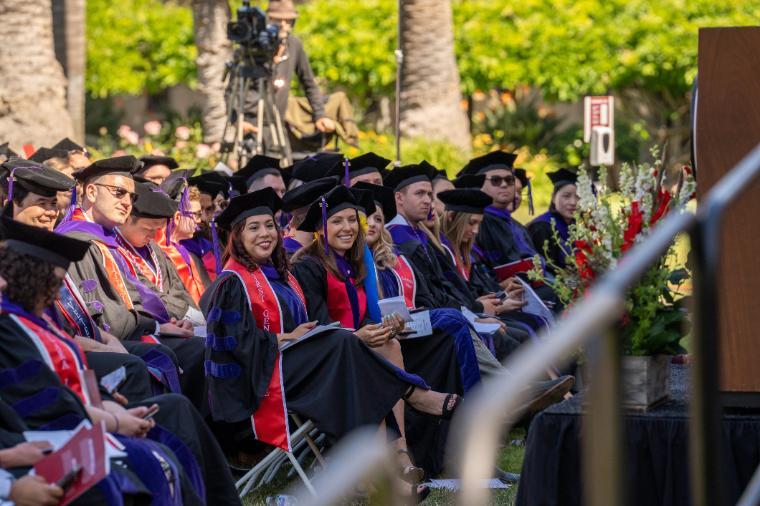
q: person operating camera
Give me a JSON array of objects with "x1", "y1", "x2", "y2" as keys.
[{"x1": 242, "y1": 0, "x2": 335, "y2": 135}]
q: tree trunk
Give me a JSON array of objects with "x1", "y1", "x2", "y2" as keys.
[
  {"x1": 192, "y1": 0, "x2": 232, "y2": 144},
  {"x1": 0, "y1": 0, "x2": 74, "y2": 151},
  {"x1": 52, "y1": 0, "x2": 86, "y2": 142},
  {"x1": 399, "y1": 0, "x2": 470, "y2": 152}
]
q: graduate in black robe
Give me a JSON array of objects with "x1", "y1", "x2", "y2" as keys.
[
  {"x1": 201, "y1": 189, "x2": 446, "y2": 461},
  {"x1": 0, "y1": 216, "x2": 240, "y2": 505},
  {"x1": 527, "y1": 168, "x2": 579, "y2": 274}
]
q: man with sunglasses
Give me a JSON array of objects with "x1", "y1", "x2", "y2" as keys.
[
  {"x1": 240, "y1": 0, "x2": 335, "y2": 137},
  {"x1": 458, "y1": 152, "x2": 541, "y2": 271},
  {"x1": 56, "y1": 156, "x2": 211, "y2": 409}
]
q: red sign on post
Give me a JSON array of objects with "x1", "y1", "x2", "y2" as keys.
[{"x1": 583, "y1": 96, "x2": 614, "y2": 142}]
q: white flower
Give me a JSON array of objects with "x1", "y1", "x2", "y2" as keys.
[
  {"x1": 175, "y1": 125, "x2": 191, "y2": 141},
  {"x1": 195, "y1": 143, "x2": 211, "y2": 158},
  {"x1": 144, "y1": 120, "x2": 162, "y2": 136}
]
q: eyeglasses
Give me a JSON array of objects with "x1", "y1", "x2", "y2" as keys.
[
  {"x1": 485, "y1": 175, "x2": 515, "y2": 187},
  {"x1": 270, "y1": 17, "x2": 295, "y2": 26},
  {"x1": 93, "y1": 183, "x2": 137, "y2": 202}
]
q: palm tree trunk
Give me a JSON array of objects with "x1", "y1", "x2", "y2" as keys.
[
  {"x1": 0, "y1": 0, "x2": 74, "y2": 150},
  {"x1": 192, "y1": 0, "x2": 232, "y2": 144},
  {"x1": 399, "y1": 0, "x2": 470, "y2": 152},
  {"x1": 52, "y1": 0, "x2": 86, "y2": 142}
]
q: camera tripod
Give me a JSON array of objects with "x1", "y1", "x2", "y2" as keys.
[{"x1": 222, "y1": 56, "x2": 293, "y2": 168}]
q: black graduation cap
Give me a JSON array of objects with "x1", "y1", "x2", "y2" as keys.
[
  {"x1": 281, "y1": 176, "x2": 338, "y2": 212},
  {"x1": 137, "y1": 155, "x2": 179, "y2": 174},
  {"x1": 72, "y1": 156, "x2": 141, "y2": 182},
  {"x1": 298, "y1": 185, "x2": 370, "y2": 233},
  {"x1": 188, "y1": 171, "x2": 229, "y2": 198},
  {"x1": 161, "y1": 169, "x2": 193, "y2": 200},
  {"x1": 452, "y1": 173, "x2": 486, "y2": 189},
  {"x1": 236, "y1": 155, "x2": 283, "y2": 185},
  {"x1": 326, "y1": 152, "x2": 391, "y2": 183},
  {"x1": 214, "y1": 187, "x2": 282, "y2": 230},
  {"x1": 547, "y1": 168, "x2": 578, "y2": 188},
  {"x1": 436, "y1": 189, "x2": 492, "y2": 214},
  {"x1": 352, "y1": 181, "x2": 396, "y2": 222},
  {"x1": 291, "y1": 152, "x2": 344, "y2": 183},
  {"x1": 458, "y1": 151, "x2": 517, "y2": 177},
  {"x1": 131, "y1": 182, "x2": 178, "y2": 219},
  {"x1": 28, "y1": 147, "x2": 70, "y2": 164},
  {"x1": 2, "y1": 158, "x2": 74, "y2": 199},
  {"x1": 0, "y1": 143, "x2": 18, "y2": 161},
  {"x1": 514, "y1": 168, "x2": 529, "y2": 188},
  {"x1": 382, "y1": 161, "x2": 435, "y2": 191},
  {"x1": 432, "y1": 168, "x2": 449, "y2": 181},
  {"x1": 0, "y1": 215, "x2": 90, "y2": 269},
  {"x1": 51, "y1": 137, "x2": 87, "y2": 154}
]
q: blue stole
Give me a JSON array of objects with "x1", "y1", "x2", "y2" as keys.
[
  {"x1": 51, "y1": 275, "x2": 101, "y2": 341},
  {"x1": 261, "y1": 265, "x2": 308, "y2": 326}
]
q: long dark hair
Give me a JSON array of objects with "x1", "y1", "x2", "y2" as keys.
[
  {"x1": 292, "y1": 209, "x2": 367, "y2": 285},
  {"x1": 222, "y1": 216, "x2": 290, "y2": 279}
]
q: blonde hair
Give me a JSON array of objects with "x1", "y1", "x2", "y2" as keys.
[
  {"x1": 442, "y1": 211, "x2": 476, "y2": 271},
  {"x1": 420, "y1": 214, "x2": 445, "y2": 254},
  {"x1": 188, "y1": 186, "x2": 201, "y2": 202},
  {"x1": 371, "y1": 226, "x2": 397, "y2": 270}
]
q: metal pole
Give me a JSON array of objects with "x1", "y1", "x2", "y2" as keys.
[
  {"x1": 394, "y1": 0, "x2": 403, "y2": 165},
  {"x1": 582, "y1": 329, "x2": 624, "y2": 506}
]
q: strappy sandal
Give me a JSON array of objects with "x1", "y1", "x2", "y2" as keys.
[
  {"x1": 403, "y1": 386, "x2": 462, "y2": 420},
  {"x1": 397, "y1": 448, "x2": 424, "y2": 484}
]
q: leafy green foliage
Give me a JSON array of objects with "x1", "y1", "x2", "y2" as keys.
[{"x1": 86, "y1": 0, "x2": 197, "y2": 98}]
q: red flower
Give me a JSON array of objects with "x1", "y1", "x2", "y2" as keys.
[
  {"x1": 574, "y1": 240, "x2": 595, "y2": 283},
  {"x1": 622, "y1": 201, "x2": 643, "y2": 253},
  {"x1": 649, "y1": 190, "x2": 671, "y2": 226}
]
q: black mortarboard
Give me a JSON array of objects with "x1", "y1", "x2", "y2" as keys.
[
  {"x1": 1, "y1": 158, "x2": 74, "y2": 200},
  {"x1": 51, "y1": 137, "x2": 87, "y2": 154},
  {"x1": 352, "y1": 181, "x2": 396, "y2": 222},
  {"x1": 514, "y1": 168, "x2": 529, "y2": 188},
  {"x1": 188, "y1": 171, "x2": 229, "y2": 198},
  {"x1": 0, "y1": 143, "x2": 18, "y2": 161},
  {"x1": 131, "y1": 182, "x2": 178, "y2": 219},
  {"x1": 236, "y1": 155, "x2": 283, "y2": 185},
  {"x1": 298, "y1": 185, "x2": 370, "y2": 233},
  {"x1": 437, "y1": 189, "x2": 492, "y2": 214},
  {"x1": 214, "y1": 187, "x2": 282, "y2": 230},
  {"x1": 28, "y1": 147, "x2": 70, "y2": 164},
  {"x1": 137, "y1": 155, "x2": 179, "y2": 174},
  {"x1": 72, "y1": 156, "x2": 141, "y2": 182},
  {"x1": 432, "y1": 168, "x2": 449, "y2": 181},
  {"x1": 291, "y1": 153, "x2": 344, "y2": 183},
  {"x1": 458, "y1": 151, "x2": 517, "y2": 176},
  {"x1": 452, "y1": 173, "x2": 486, "y2": 189},
  {"x1": 326, "y1": 152, "x2": 390, "y2": 183},
  {"x1": 161, "y1": 169, "x2": 193, "y2": 200},
  {"x1": 382, "y1": 161, "x2": 435, "y2": 191},
  {"x1": 547, "y1": 168, "x2": 578, "y2": 188},
  {"x1": 281, "y1": 176, "x2": 338, "y2": 212},
  {"x1": 0, "y1": 215, "x2": 90, "y2": 268}
]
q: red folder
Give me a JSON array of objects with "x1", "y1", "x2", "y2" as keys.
[
  {"x1": 34, "y1": 422, "x2": 108, "y2": 506},
  {"x1": 493, "y1": 257, "x2": 535, "y2": 282}
]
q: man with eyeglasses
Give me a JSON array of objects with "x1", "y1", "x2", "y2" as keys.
[
  {"x1": 458, "y1": 152, "x2": 541, "y2": 281},
  {"x1": 56, "y1": 156, "x2": 211, "y2": 410},
  {"x1": 240, "y1": 0, "x2": 335, "y2": 137}
]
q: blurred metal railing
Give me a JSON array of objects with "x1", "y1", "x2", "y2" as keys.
[
  {"x1": 294, "y1": 144, "x2": 760, "y2": 505},
  {"x1": 453, "y1": 143, "x2": 760, "y2": 506}
]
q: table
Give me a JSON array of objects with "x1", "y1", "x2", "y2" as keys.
[{"x1": 516, "y1": 365, "x2": 760, "y2": 506}]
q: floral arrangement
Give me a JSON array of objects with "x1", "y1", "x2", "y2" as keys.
[
  {"x1": 530, "y1": 148, "x2": 696, "y2": 356},
  {"x1": 90, "y1": 120, "x2": 222, "y2": 172}
]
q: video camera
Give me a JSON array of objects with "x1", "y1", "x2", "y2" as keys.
[{"x1": 227, "y1": 0, "x2": 280, "y2": 63}]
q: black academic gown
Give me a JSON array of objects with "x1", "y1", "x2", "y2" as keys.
[
  {"x1": 0, "y1": 313, "x2": 240, "y2": 505},
  {"x1": 201, "y1": 271, "x2": 416, "y2": 444},
  {"x1": 292, "y1": 256, "x2": 466, "y2": 476}
]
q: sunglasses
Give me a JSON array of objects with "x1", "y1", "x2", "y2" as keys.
[
  {"x1": 485, "y1": 175, "x2": 515, "y2": 187},
  {"x1": 93, "y1": 183, "x2": 137, "y2": 202}
]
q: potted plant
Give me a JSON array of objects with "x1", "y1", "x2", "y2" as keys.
[{"x1": 530, "y1": 149, "x2": 696, "y2": 409}]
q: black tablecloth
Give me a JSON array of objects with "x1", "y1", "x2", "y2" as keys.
[{"x1": 516, "y1": 365, "x2": 760, "y2": 506}]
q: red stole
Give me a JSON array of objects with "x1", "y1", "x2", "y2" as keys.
[
  {"x1": 11, "y1": 315, "x2": 91, "y2": 405},
  {"x1": 326, "y1": 271, "x2": 366, "y2": 329},
  {"x1": 391, "y1": 255, "x2": 417, "y2": 309},
  {"x1": 115, "y1": 231, "x2": 163, "y2": 291},
  {"x1": 442, "y1": 242, "x2": 470, "y2": 281},
  {"x1": 155, "y1": 230, "x2": 205, "y2": 304},
  {"x1": 223, "y1": 258, "x2": 305, "y2": 452}
]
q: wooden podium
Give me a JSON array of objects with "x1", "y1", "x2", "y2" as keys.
[{"x1": 696, "y1": 27, "x2": 760, "y2": 405}]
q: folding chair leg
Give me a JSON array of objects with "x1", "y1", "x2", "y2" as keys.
[
  {"x1": 292, "y1": 414, "x2": 327, "y2": 466},
  {"x1": 286, "y1": 450, "x2": 317, "y2": 497}
]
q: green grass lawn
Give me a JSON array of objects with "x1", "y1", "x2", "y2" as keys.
[{"x1": 241, "y1": 429, "x2": 526, "y2": 505}]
